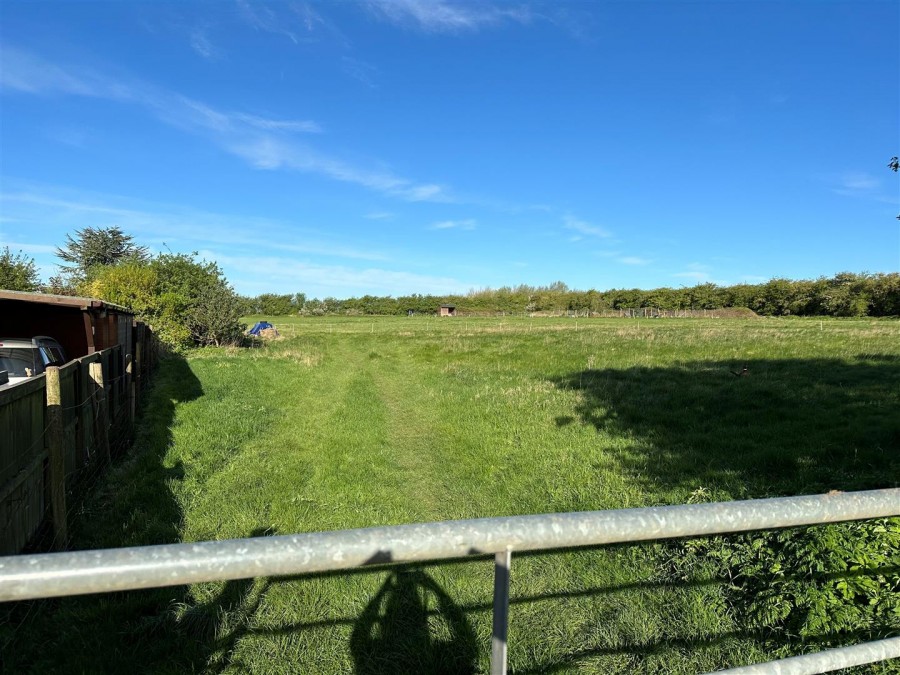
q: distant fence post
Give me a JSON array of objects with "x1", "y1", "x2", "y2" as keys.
[
  {"x1": 89, "y1": 362, "x2": 111, "y2": 465},
  {"x1": 44, "y1": 366, "x2": 68, "y2": 551}
]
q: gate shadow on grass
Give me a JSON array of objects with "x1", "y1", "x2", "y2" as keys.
[
  {"x1": 173, "y1": 528, "x2": 274, "y2": 674},
  {"x1": 551, "y1": 356, "x2": 900, "y2": 498},
  {"x1": 350, "y1": 569, "x2": 478, "y2": 675},
  {"x1": 241, "y1": 566, "x2": 479, "y2": 673}
]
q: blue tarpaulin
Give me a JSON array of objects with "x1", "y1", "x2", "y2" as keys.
[{"x1": 248, "y1": 321, "x2": 276, "y2": 336}]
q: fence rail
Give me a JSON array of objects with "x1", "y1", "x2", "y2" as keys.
[{"x1": 2, "y1": 488, "x2": 898, "y2": 673}]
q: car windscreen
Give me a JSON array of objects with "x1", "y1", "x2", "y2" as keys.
[
  {"x1": 0, "y1": 348, "x2": 37, "y2": 377},
  {"x1": 39, "y1": 346, "x2": 57, "y2": 366}
]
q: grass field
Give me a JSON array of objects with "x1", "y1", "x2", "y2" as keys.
[{"x1": 2, "y1": 316, "x2": 899, "y2": 673}]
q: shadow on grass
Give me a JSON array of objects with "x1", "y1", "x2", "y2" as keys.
[
  {"x1": 0, "y1": 356, "x2": 233, "y2": 672},
  {"x1": 166, "y1": 528, "x2": 273, "y2": 674},
  {"x1": 350, "y1": 569, "x2": 478, "y2": 675},
  {"x1": 76, "y1": 354, "x2": 203, "y2": 548},
  {"x1": 222, "y1": 566, "x2": 478, "y2": 673},
  {"x1": 551, "y1": 356, "x2": 900, "y2": 497}
]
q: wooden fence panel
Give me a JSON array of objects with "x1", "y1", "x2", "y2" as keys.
[
  {"x1": 78, "y1": 354, "x2": 100, "y2": 469},
  {"x1": 109, "y1": 345, "x2": 123, "y2": 427},
  {"x1": 0, "y1": 376, "x2": 48, "y2": 555},
  {"x1": 0, "y1": 328, "x2": 154, "y2": 554}
]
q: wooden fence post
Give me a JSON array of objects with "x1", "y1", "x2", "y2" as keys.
[
  {"x1": 44, "y1": 366, "x2": 68, "y2": 551},
  {"x1": 89, "y1": 362, "x2": 111, "y2": 465},
  {"x1": 135, "y1": 339, "x2": 143, "y2": 410},
  {"x1": 125, "y1": 353, "x2": 134, "y2": 429},
  {"x1": 75, "y1": 364, "x2": 87, "y2": 466}
]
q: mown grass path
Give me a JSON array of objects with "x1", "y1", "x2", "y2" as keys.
[{"x1": 3, "y1": 317, "x2": 898, "y2": 673}]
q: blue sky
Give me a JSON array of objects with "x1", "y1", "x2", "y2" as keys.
[{"x1": 1, "y1": 1, "x2": 897, "y2": 298}]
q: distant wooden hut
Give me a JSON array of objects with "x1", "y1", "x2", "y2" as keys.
[{"x1": 439, "y1": 304, "x2": 456, "y2": 317}]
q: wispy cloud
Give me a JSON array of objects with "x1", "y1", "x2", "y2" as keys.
[
  {"x1": 207, "y1": 251, "x2": 471, "y2": 296},
  {"x1": 619, "y1": 256, "x2": 651, "y2": 265},
  {"x1": 364, "y1": 212, "x2": 395, "y2": 220},
  {"x1": 673, "y1": 271, "x2": 711, "y2": 282},
  {"x1": 0, "y1": 46, "x2": 318, "y2": 136},
  {"x1": 342, "y1": 57, "x2": 379, "y2": 89},
  {"x1": 673, "y1": 262, "x2": 713, "y2": 282},
  {"x1": 45, "y1": 126, "x2": 90, "y2": 149},
  {"x1": 430, "y1": 218, "x2": 476, "y2": 230},
  {"x1": 234, "y1": 0, "x2": 349, "y2": 47},
  {"x1": 563, "y1": 214, "x2": 611, "y2": 238},
  {"x1": 0, "y1": 241, "x2": 58, "y2": 255},
  {"x1": 228, "y1": 137, "x2": 451, "y2": 201},
  {"x1": 404, "y1": 184, "x2": 448, "y2": 201},
  {"x1": 0, "y1": 184, "x2": 391, "y2": 263},
  {"x1": 1, "y1": 184, "x2": 478, "y2": 295},
  {"x1": 233, "y1": 113, "x2": 322, "y2": 134},
  {"x1": 365, "y1": 0, "x2": 532, "y2": 33},
  {"x1": 828, "y1": 171, "x2": 899, "y2": 205},
  {"x1": 0, "y1": 45, "x2": 132, "y2": 99},
  {"x1": 236, "y1": 0, "x2": 301, "y2": 44},
  {"x1": 0, "y1": 45, "x2": 451, "y2": 203},
  {"x1": 834, "y1": 171, "x2": 880, "y2": 195},
  {"x1": 189, "y1": 29, "x2": 222, "y2": 60}
]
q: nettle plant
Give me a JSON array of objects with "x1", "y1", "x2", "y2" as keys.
[{"x1": 666, "y1": 518, "x2": 900, "y2": 647}]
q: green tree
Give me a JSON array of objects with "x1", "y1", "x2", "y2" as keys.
[
  {"x1": 293, "y1": 292, "x2": 306, "y2": 311},
  {"x1": 254, "y1": 293, "x2": 295, "y2": 316},
  {"x1": 870, "y1": 273, "x2": 900, "y2": 316},
  {"x1": 819, "y1": 272, "x2": 873, "y2": 317},
  {"x1": 80, "y1": 260, "x2": 158, "y2": 314},
  {"x1": 151, "y1": 253, "x2": 244, "y2": 348},
  {"x1": 752, "y1": 278, "x2": 796, "y2": 315},
  {"x1": 189, "y1": 284, "x2": 245, "y2": 347},
  {"x1": 56, "y1": 226, "x2": 149, "y2": 280},
  {"x1": 0, "y1": 246, "x2": 40, "y2": 291}
]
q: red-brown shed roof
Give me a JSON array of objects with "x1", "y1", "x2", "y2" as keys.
[{"x1": 0, "y1": 290, "x2": 133, "y2": 314}]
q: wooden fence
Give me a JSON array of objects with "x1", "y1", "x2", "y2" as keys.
[{"x1": 0, "y1": 326, "x2": 155, "y2": 554}]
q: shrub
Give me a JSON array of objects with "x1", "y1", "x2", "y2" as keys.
[
  {"x1": 84, "y1": 254, "x2": 245, "y2": 351},
  {"x1": 663, "y1": 518, "x2": 900, "y2": 650}
]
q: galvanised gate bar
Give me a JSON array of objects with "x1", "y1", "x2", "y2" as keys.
[{"x1": 2, "y1": 489, "x2": 899, "y2": 674}]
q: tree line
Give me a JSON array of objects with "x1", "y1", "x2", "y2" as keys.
[
  {"x1": 242, "y1": 273, "x2": 900, "y2": 318},
  {"x1": 3, "y1": 233, "x2": 899, "y2": 352}
]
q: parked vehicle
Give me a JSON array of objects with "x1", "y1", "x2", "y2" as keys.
[{"x1": 0, "y1": 337, "x2": 68, "y2": 386}]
